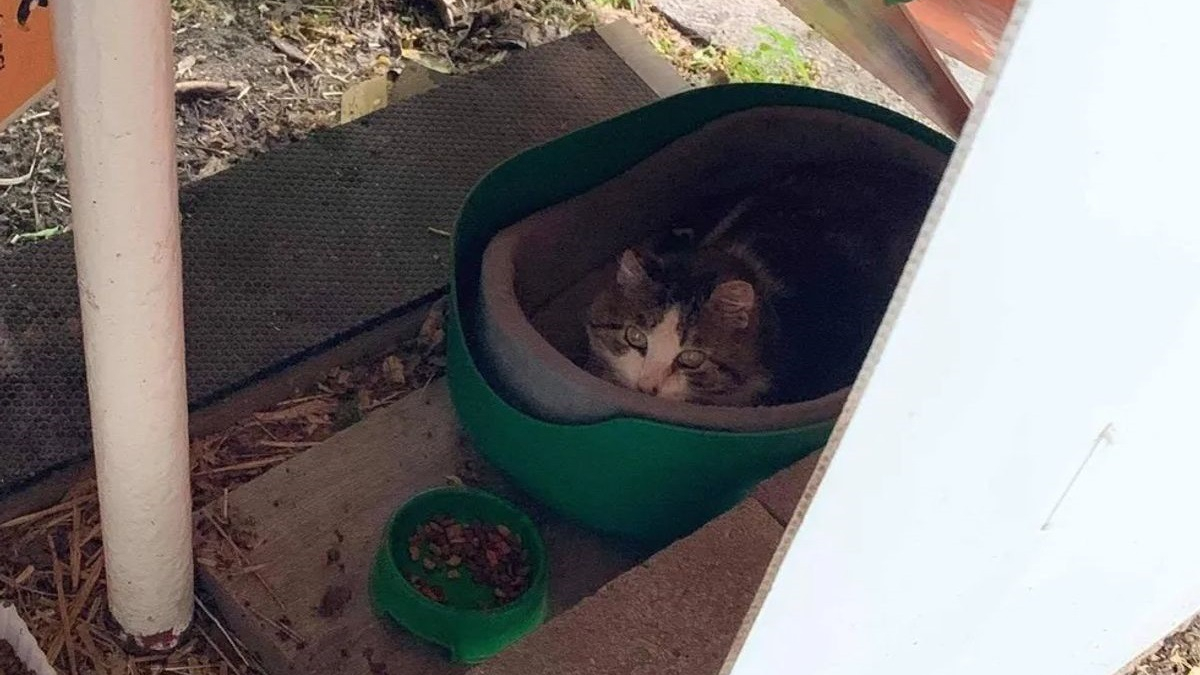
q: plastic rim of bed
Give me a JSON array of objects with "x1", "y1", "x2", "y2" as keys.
[
  {"x1": 369, "y1": 486, "x2": 550, "y2": 663},
  {"x1": 447, "y1": 85, "x2": 956, "y2": 546}
]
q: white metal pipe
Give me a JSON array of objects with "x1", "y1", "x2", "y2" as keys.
[{"x1": 51, "y1": 0, "x2": 194, "y2": 647}]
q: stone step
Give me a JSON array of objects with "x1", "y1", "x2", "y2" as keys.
[
  {"x1": 195, "y1": 375, "x2": 820, "y2": 674},
  {"x1": 466, "y1": 498, "x2": 785, "y2": 675},
  {"x1": 195, "y1": 381, "x2": 644, "y2": 675}
]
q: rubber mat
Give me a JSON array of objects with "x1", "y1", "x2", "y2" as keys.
[{"x1": 0, "y1": 32, "x2": 657, "y2": 493}]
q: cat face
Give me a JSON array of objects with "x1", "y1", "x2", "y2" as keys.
[{"x1": 585, "y1": 248, "x2": 771, "y2": 406}]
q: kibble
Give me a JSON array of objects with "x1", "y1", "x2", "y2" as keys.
[{"x1": 404, "y1": 515, "x2": 532, "y2": 608}]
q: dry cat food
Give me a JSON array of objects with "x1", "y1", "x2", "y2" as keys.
[
  {"x1": 0, "y1": 639, "x2": 36, "y2": 675},
  {"x1": 405, "y1": 515, "x2": 531, "y2": 608}
]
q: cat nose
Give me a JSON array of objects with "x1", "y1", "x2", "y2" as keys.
[{"x1": 637, "y1": 381, "x2": 660, "y2": 395}]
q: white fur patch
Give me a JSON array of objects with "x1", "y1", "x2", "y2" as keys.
[
  {"x1": 610, "y1": 348, "x2": 643, "y2": 388},
  {"x1": 605, "y1": 307, "x2": 690, "y2": 398},
  {"x1": 639, "y1": 308, "x2": 681, "y2": 392}
]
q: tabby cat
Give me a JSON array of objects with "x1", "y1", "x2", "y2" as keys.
[{"x1": 584, "y1": 164, "x2": 933, "y2": 406}]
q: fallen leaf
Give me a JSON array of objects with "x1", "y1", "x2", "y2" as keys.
[
  {"x1": 399, "y1": 48, "x2": 455, "y2": 74},
  {"x1": 198, "y1": 155, "x2": 232, "y2": 179},
  {"x1": 176, "y1": 55, "x2": 198, "y2": 79},
  {"x1": 340, "y1": 75, "x2": 391, "y2": 124},
  {"x1": 428, "y1": 0, "x2": 468, "y2": 29},
  {"x1": 329, "y1": 367, "x2": 353, "y2": 388},
  {"x1": 332, "y1": 395, "x2": 364, "y2": 431},
  {"x1": 418, "y1": 299, "x2": 446, "y2": 349},
  {"x1": 355, "y1": 388, "x2": 373, "y2": 412},
  {"x1": 270, "y1": 35, "x2": 313, "y2": 67},
  {"x1": 176, "y1": 80, "x2": 247, "y2": 99},
  {"x1": 382, "y1": 356, "x2": 407, "y2": 385}
]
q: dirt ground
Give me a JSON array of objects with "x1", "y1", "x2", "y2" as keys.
[{"x1": 1135, "y1": 625, "x2": 1200, "y2": 675}]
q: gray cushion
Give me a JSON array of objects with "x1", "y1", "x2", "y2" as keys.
[{"x1": 477, "y1": 106, "x2": 947, "y2": 432}]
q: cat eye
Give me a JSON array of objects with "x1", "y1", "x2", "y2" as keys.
[
  {"x1": 676, "y1": 349, "x2": 707, "y2": 369},
  {"x1": 625, "y1": 326, "x2": 648, "y2": 350}
]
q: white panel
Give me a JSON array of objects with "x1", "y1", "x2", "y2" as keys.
[{"x1": 730, "y1": 1, "x2": 1200, "y2": 674}]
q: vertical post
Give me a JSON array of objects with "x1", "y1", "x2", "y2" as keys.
[{"x1": 51, "y1": 0, "x2": 194, "y2": 648}]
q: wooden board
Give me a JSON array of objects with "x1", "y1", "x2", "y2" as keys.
[
  {"x1": 467, "y1": 499, "x2": 784, "y2": 675},
  {"x1": 197, "y1": 381, "x2": 643, "y2": 675}
]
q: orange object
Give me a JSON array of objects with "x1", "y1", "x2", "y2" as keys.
[
  {"x1": 780, "y1": 0, "x2": 971, "y2": 135},
  {"x1": 0, "y1": 0, "x2": 56, "y2": 131},
  {"x1": 904, "y1": 0, "x2": 1015, "y2": 72}
]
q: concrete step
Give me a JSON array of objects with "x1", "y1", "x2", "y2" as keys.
[
  {"x1": 466, "y1": 498, "x2": 785, "y2": 675},
  {"x1": 195, "y1": 377, "x2": 820, "y2": 674},
  {"x1": 195, "y1": 381, "x2": 643, "y2": 675}
]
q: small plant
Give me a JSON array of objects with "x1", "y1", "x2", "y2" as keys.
[
  {"x1": 721, "y1": 26, "x2": 815, "y2": 85},
  {"x1": 649, "y1": 28, "x2": 816, "y2": 87},
  {"x1": 593, "y1": 0, "x2": 638, "y2": 10},
  {"x1": 649, "y1": 35, "x2": 716, "y2": 82}
]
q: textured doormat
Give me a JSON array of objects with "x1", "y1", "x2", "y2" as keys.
[{"x1": 0, "y1": 31, "x2": 658, "y2": 494}]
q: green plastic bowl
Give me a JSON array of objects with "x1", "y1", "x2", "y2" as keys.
[
  {"x1": 448, "y1": 84, "x2": 954, "y2": 546},
  {"x1": 369, "y1": 487, "x2": 549, "y2": 663}
]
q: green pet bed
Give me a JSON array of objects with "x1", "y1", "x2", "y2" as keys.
[{"x1": 448, "y1": 84, "x2": 953, "y2": 545}]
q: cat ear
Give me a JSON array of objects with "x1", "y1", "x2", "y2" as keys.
[
  {"x1": 708, "y1": 280, "x2": 755, "y2": 329},
  {"x1": 617, "y1": 249, "x2": 650, "y2": 289}
]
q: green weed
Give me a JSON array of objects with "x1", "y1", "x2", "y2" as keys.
[
  {"x1": 652, "y1": 25, "x2": 816, "y2": 86},
  {"x1": 593, "y1": 0, "x2": 638, "y2": 10},
  {"x1": 722, "y1": 27, "x2": 815, "y2": 85}
]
